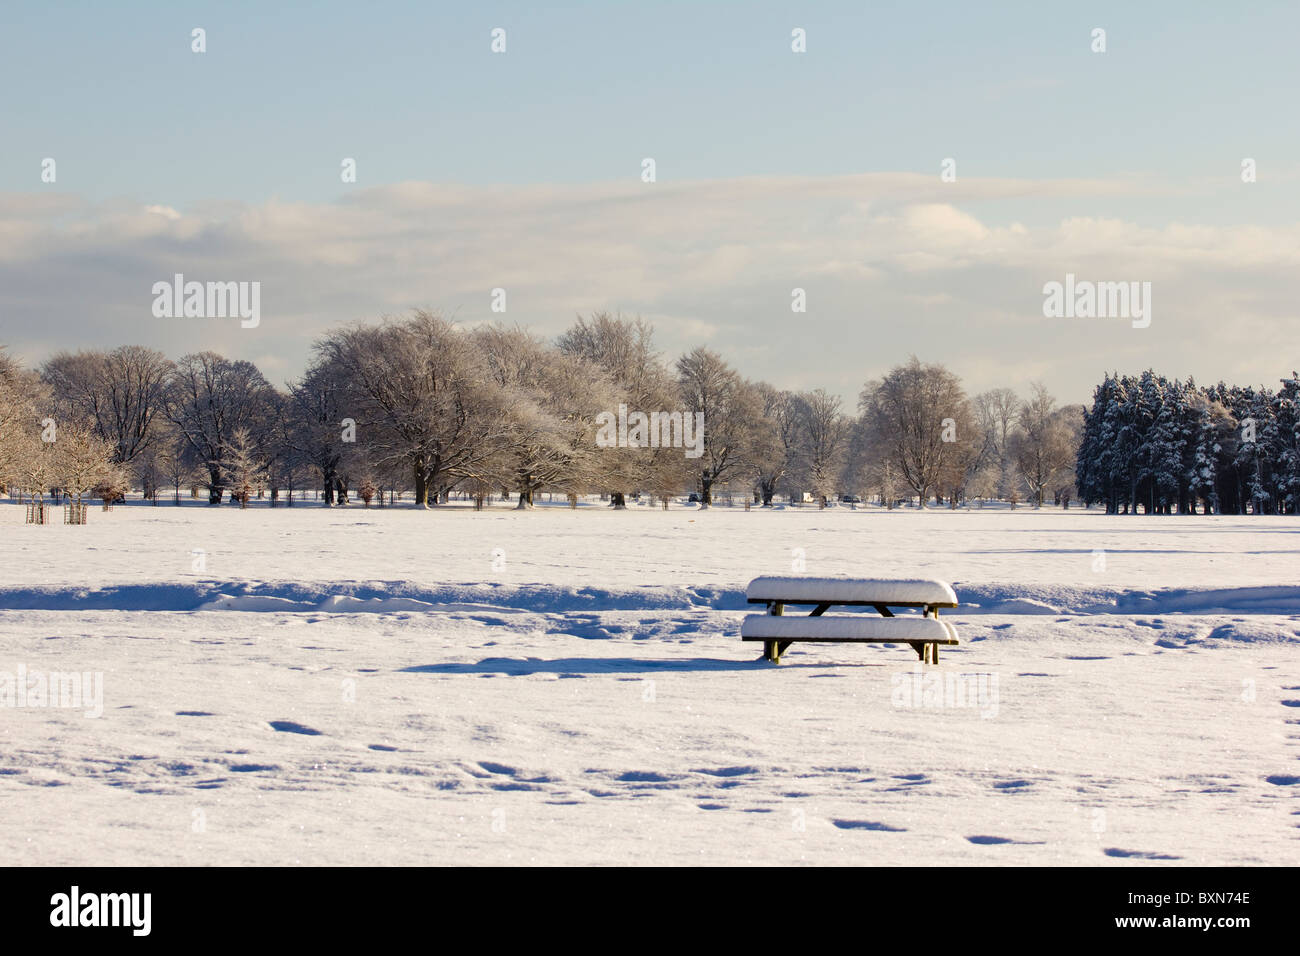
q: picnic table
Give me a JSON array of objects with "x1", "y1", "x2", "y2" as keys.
[{"x1": 740, "y1": 576, "x2": 959, "y2": 664}]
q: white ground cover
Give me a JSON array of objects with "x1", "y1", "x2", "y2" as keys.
[{"x1": 1, "y1": 499, "x2": 1296, "y2": 865}]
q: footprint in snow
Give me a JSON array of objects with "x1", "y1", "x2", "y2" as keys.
[
  {"x1": 834, "y1": 820, "x2": 907, "y2": 832},
  {"x1": 615, "y1": 771, "x2": 681, "y2": 783},
  {"x1": 477, "y1": 761, "x2": 556, "y2": 783},
  {"x1": 692, "y1": 766, "x2": 759, "y2": 778},
  {"x1": 967, "y1": 835, "x2": 1047, "y2": 846},
  {"x1": 267, "y1": 720, "x2": 322, "y2": 735},
  {"x1": 1103, "y1": 848, "x2": 1182, "y2": 860}
]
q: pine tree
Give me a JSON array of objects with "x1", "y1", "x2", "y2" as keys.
[{"x1": 1273, "y1": 373, "x2": 1300, "y2": 513}]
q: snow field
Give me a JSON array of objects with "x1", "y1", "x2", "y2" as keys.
[{"x1": 1, "y1": 502, "x2": 1297, "y2": 864}]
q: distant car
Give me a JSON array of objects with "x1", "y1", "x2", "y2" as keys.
[
  {"x1": 687, "y1": 493, "x2": 700, "y2": 503},
  {"x1": 840, "y1": 494, "x2": 861, "y2": 503}
]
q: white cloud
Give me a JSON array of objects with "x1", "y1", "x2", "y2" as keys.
[{"x1": 1, "y1": 172, "x2": 1297, "y2": 403}]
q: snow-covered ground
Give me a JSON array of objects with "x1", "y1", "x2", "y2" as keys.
[{"x1": 1, "y1": 499, "x2": 1297, "y2": 865}]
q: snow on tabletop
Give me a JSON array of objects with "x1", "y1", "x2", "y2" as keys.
[{"x1": 746, "y1": 576, "x2": 958, "y2": 606}]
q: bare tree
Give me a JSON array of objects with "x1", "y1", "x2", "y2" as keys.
[
  {"x1": 935, "y1": 403, "x2": 984, "y2": 508},
  {"x1": 134, "y1": 446, "x2": 164, "y2": 503},
  {"x1": 158, "y1": 428, "x2": 200, "y2": 504},
  {"x1": 1050, "y1": 405, "x2": 1085, "y2": 507},
  {"x1": 676, "y1": 348, "x2": 763, "y2": 507},
  {"x1": 791, "y1": 389, "x2": 849, "y2": 507},
  {"x1": 752, "y1": 384, "x2": 799, "y2": 506},
  {"x1": 973, "y1": 387, "x2": 1020, "y2": 499},
  {"x1": 859, "y1": 357, "x2": 973, "y2": 507},
  {"x1": 42, "y1": 346, "x2": 173, "y2": 466},
  {"x1": 1011, "y1": 383, "x2": 1075, "y2": 507},
  {"x1": 167, "y1": 352, "x2": 280, "y2": 503},
  {"x1": 286, "y1": 354, "x2": 353, "y2": 505}
]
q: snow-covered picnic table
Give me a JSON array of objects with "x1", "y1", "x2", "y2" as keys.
[{"x1": 741, "y1": 576, "x2": 959, "y2": 664}]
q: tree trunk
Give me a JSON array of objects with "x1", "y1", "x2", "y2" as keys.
[{"x1": 414, "y1": 468, "x2": 430, "y2": 508}]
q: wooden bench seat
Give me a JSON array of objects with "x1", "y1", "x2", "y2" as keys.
[{"x1": 741, "y1": 614, "x2": 958, "y2": 644}]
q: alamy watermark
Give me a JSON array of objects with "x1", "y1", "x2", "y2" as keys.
[
  {"x1": 50, "y1": 886, "x2": 150, "y2": 936},
  {"x1": 891, "y1": 666, "x2": 999, "y2": 718},
  {"x1": 152, "y1": 273, "x2": 260, "y2": 328},
  {"x1": 1042, "y1": 273, "x2": 1151, "y2": 329},
  {"x1": 0, "y1": 664, "x2": 103, "y2": 718},
  {"x1": 595, "y1": 404, "x2": 704, "y2": 458}
]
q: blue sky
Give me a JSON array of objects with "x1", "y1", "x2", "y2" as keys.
[
  {"x1": 7, "y1": 1, "x2": 1298, "y2": 215},
  {"x1": 2, "y1": 1, "x2": 1298, "y2": 402}
]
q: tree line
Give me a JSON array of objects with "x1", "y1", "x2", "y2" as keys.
[
  {"x1": 0, "y1": 311, "x2": 1293, "y2": 514},
  {"x1": 1076, "y1": 370, "x2": 1300, "y2": 514}
]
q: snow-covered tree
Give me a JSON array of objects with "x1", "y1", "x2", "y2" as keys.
[
  {"x1": 475, "y1": 324, "x2": 616, "y2": 509},
  {"x1": 220, "y1": 427, "x2": 267, "y2": 508},
  {"x1": 0, "y1": 347, "x2": 45, "y2": 495},
  {"x1": 1011, "y1": 384, "x2": 1074, "y2": 508},
  {"x1": 676, "y1": 348, "x2": 763, "y2": 507},
  {"x1": 317, "y1": 311, "x2": 504, "y2": 508},
  {"x1": 53, "y1": 421, "x2": 116, "y2": 506},
  {"x1": 973, "y1": 388, "x2": 1019, "y2": 499},
  {"x1": 556, "y1": 313, "x2": 683, "y2": 508}
]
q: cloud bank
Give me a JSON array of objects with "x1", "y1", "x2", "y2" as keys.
[{"x1": 1, "y1": 172, "x2": 1297, "y2": 404}]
